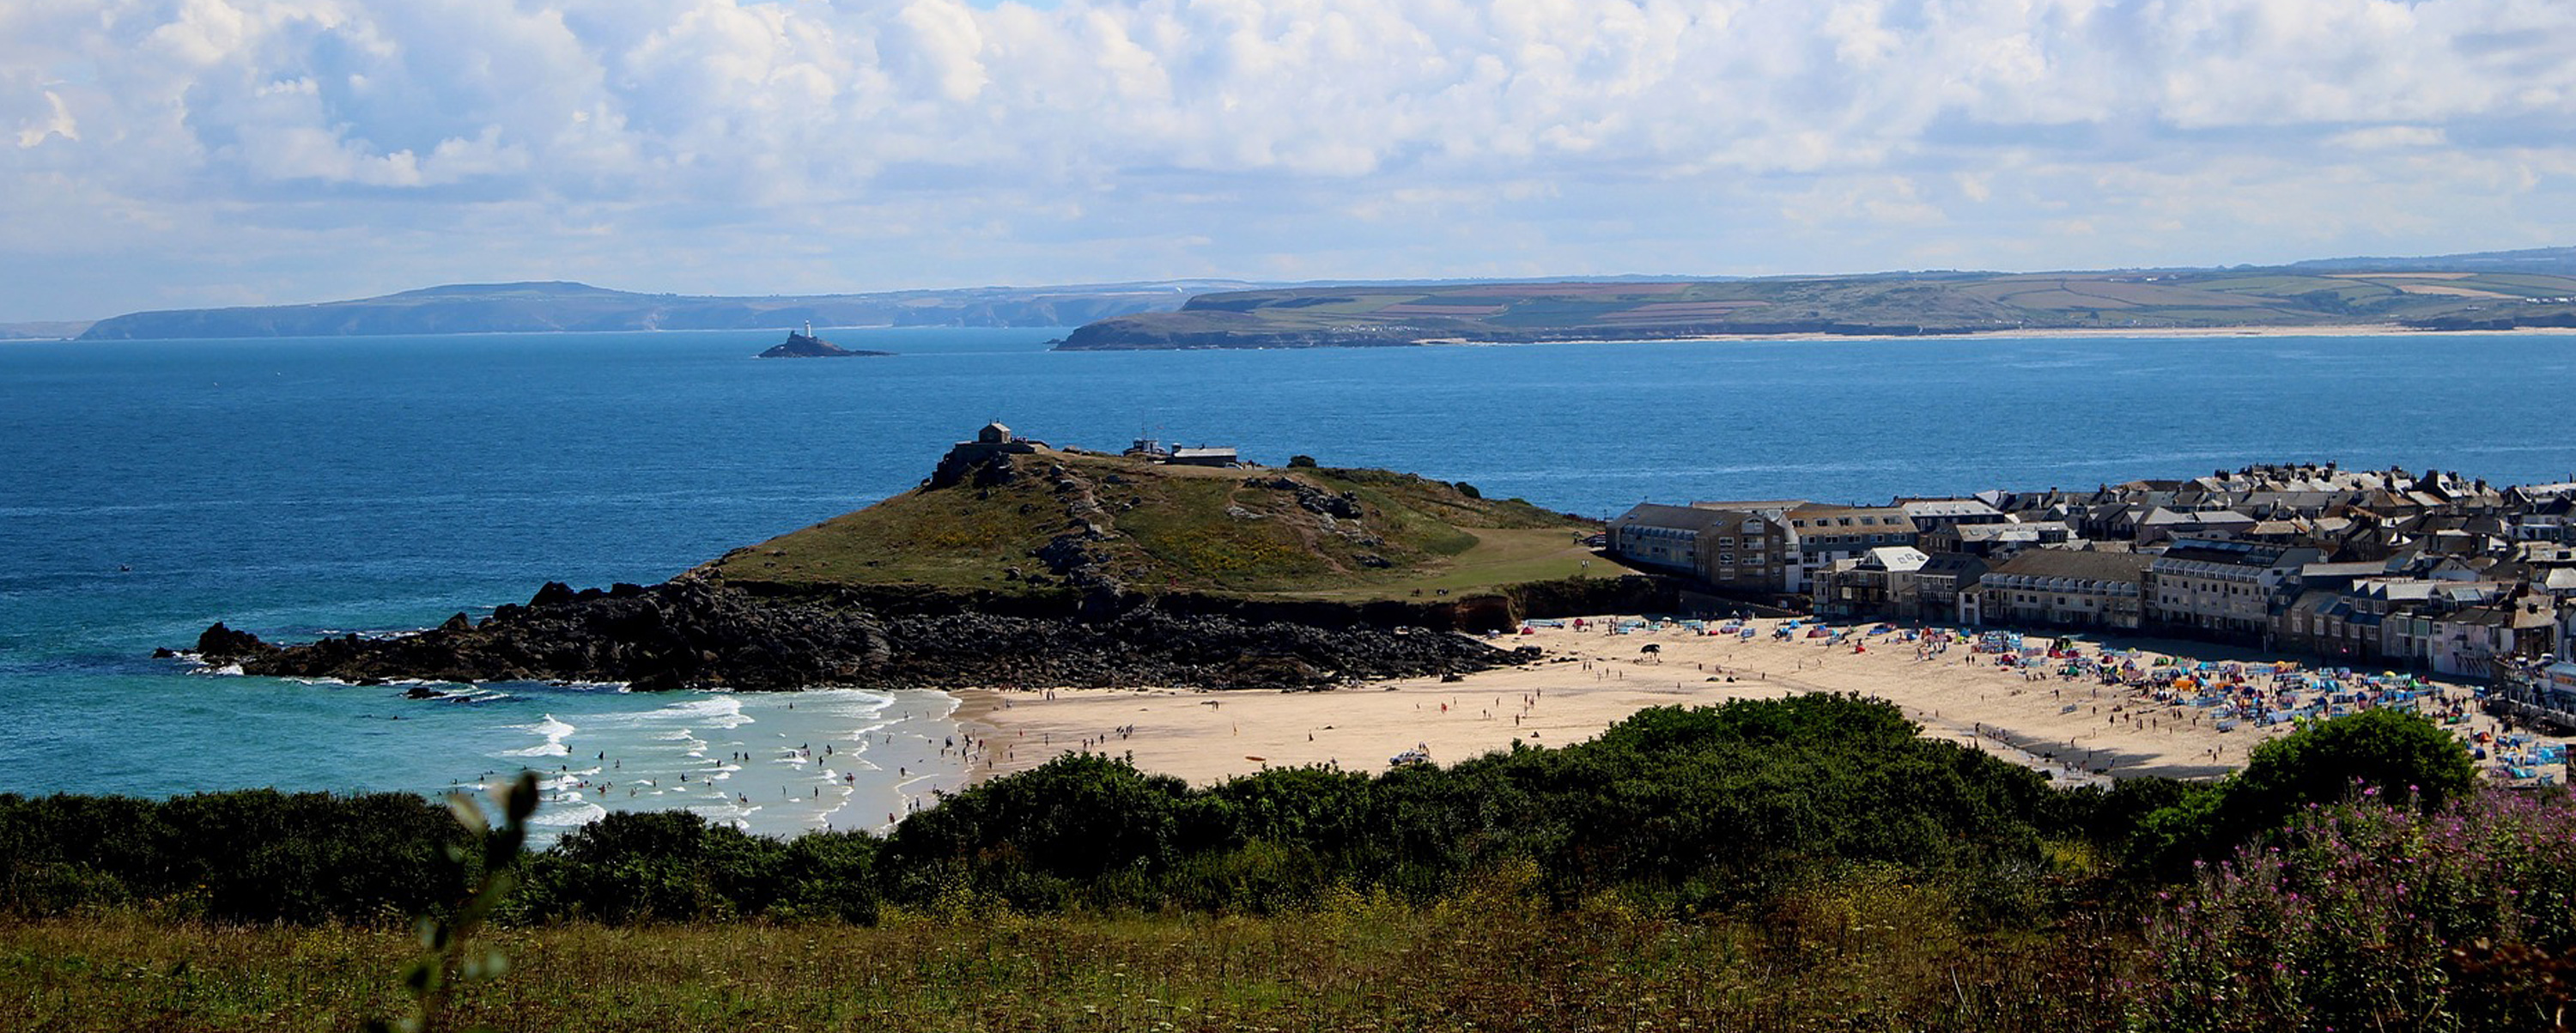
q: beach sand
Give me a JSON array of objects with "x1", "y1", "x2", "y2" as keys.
[{"x1": 960, "y1": 619, "x2": 2562, "y2": 789}]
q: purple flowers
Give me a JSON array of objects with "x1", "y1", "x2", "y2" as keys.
[{"x1": 2139, "y1": 787, "x2": 2576, "y2": 1029}]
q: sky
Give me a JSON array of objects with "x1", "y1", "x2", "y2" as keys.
[{"x1": 3, "y1": 0, "x2": 2573, "y2": 322}]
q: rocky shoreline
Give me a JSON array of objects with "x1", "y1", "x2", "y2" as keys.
[{"x1": 182, "y1": 578, "x2": 1543, "y2": 692}]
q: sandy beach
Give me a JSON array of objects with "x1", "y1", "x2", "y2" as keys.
[{"x1": 958, "y1": 618, "x2": 2568, "y2": 790}]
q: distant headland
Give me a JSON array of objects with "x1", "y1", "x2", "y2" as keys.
[
  {"x1": 70, "y1": 279, "x2": 1259, "y2": 341},
  {"x1": 1053, "y1": 245, "x2": 2576, "y2": 350}
]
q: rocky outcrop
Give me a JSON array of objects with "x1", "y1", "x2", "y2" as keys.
[
  {"x1": 187, "y1": 579, "x2": 1534, "y2": 692},
  {"x1": 756, "y1": 331, "x2": 893, "y2": 358},
  {"x1": 1246, "y1": 476, "x2": 1364, "y2": 519},
  {"x1": 196, "y1": 622, "x2": 279, "y2": 661}
]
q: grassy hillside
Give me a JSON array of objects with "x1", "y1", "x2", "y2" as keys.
[
  {"x1": 702, "y1": 447, "x2": 1617, "y2": 599},
  {"x1": 1055, "y1": 267, "x2": 2576, "y2": 349}
]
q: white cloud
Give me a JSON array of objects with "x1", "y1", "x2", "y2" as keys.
[
  {"x1": 15, "y1": 90, "x2": 79, "y2": 148},
  {"x1": 0, "y1": 0, "x2": 2571, "y2": 319}
]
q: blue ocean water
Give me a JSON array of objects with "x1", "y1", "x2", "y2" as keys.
[{"x1": 3, "y1": 327, "x2": 2572, "y2": 833}]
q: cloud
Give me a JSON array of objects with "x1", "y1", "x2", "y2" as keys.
[{"x1": 0, "y1": 0, "x2": 2571, "y2": 319}]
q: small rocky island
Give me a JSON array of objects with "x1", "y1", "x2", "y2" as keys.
[
  {"x1": 182, "y1": 425, "x2": 1670, "y2": 692},
  {"x1": 757, "y1": 323, "x2": 893, "y2": 359}
]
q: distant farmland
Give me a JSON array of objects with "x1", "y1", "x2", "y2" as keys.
[{"x1": 1055, "y1": 266, "x2": 2576, "y2": 349}]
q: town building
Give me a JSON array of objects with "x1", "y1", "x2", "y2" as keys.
[
  {"x1": 1785, "y1": 503, "x2": 1917, "y2": 592},
  {"x1": 1913, "y1": 553, "x2": 1990, "y2": 624},
  {"x1": 1168, "y1": 447, "x2": 1239, "y2": 467},
  {"x1": 1974, "y1": 549, "x2": 2154, "y2": 631},
  {"x1": 1607, "y1": 462, "x2": 2576, "y2": 678},
  {"x1": 1607, "y1": 503, "x2": 1732, "y2": 577},
  {"x1": 2147, "y1": 538, "x2": 2320, "y2": 641},
  {"x1": 1814, "y1": 546, "x2": 1930, "y2": 618}
]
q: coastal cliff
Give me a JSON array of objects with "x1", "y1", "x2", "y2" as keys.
[{"x1": 186, "y1": 436, "x2": 1668, "y2": 691}]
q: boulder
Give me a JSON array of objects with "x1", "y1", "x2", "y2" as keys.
[{"x1": 196, "y1": 622, "x2": 277, "y2": 662}]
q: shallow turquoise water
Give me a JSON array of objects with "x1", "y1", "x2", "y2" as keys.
[{"x1": 3, "y1": 326, "x2": 2571, "y2": 834}]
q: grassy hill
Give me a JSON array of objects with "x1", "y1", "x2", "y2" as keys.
[
  {"x1": 702, "y1": 447, "x2": 1619, "y2": 601},
  {"x1": 1055, "y1": 266, "x2": 2576, "y2": 349}
]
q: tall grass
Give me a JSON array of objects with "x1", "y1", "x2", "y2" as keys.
[{"x1": 0, "y1": 877, "x2": 2133, "y2": 1032}]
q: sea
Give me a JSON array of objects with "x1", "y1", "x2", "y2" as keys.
[{"x1": 4, "y1": 326, "x2": 2573, "y2": 839}]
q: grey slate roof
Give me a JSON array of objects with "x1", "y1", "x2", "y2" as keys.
[{"x1": 1990, "y1": 548, "x2": 2155, "y2": 583}]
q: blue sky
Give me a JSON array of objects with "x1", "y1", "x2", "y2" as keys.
[{"x1": 2, "y1": 0, "x2": 2572, "y2": 321}]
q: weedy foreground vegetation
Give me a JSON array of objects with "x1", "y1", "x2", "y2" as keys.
[{"x1": 4, "y1": 695, "x2": 2571, "y2": 1031}]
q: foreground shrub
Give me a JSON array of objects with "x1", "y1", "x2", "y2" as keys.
[
  {"x1": 2141, "y1": 787, "x2": 2576, "y2": 1031},
  {"x1": 0, "y1": 789, "x2": 466, "y2": 923},
  {"x1": 2130, "y1": 708, "x2": 2476, "y2": 876},
  {"x1": 516, "y1": 810, "x2": 878, "y2": 923}
]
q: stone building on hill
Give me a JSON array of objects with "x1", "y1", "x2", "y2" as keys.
[{"x1": 926, "y1": 422, "x2": 1044, "y2": 488}]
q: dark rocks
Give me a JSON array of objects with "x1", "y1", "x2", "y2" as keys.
[
  {"x1": 183, "y1": 580, "x2": 1522, "y2": 694},
  {"x1": 1246, "y1": 476, "x2": 1364, "y2": 519},
  {"x1": 530, "y1": 581, "x2": 578, "y2": 608},
  {"x1": 197, "y1": 622, "x2": 279, "y2": 662}
]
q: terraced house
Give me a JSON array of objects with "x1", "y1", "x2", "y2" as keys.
[
  {"x1": 1973, "y1": 550, "x2": 2154, "y2": 631},
  {"x1": 2148, "y1": 538, "x2": 2319, "y2": 642},
  {"x1": 1784, "y1": 504, "x2": 1917, "y2": 592}
]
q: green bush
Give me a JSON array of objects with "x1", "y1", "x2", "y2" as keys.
[
  {"x1": 2129, "y1": 708, "x2": 2475, "y2": 876},
  {"x1": 517, "y1": 810, "x2": 878, "y2": 923},
  {"x1": 0, "y1": 789, "x2": 466, "y2": 922},
  {"x1": 14, "y1": 695, "x2": 2426, "y2": 930}
]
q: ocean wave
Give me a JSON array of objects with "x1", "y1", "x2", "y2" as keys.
[
  {"x1": 500, "y1": 714, "x2": 577, "y2": 757},
  {"x1": 527, "y1": 799, "x2": 610, "y2": 829},
  {"x1": 647, "y1": 695, "x2": 752, "y2": 729}
]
